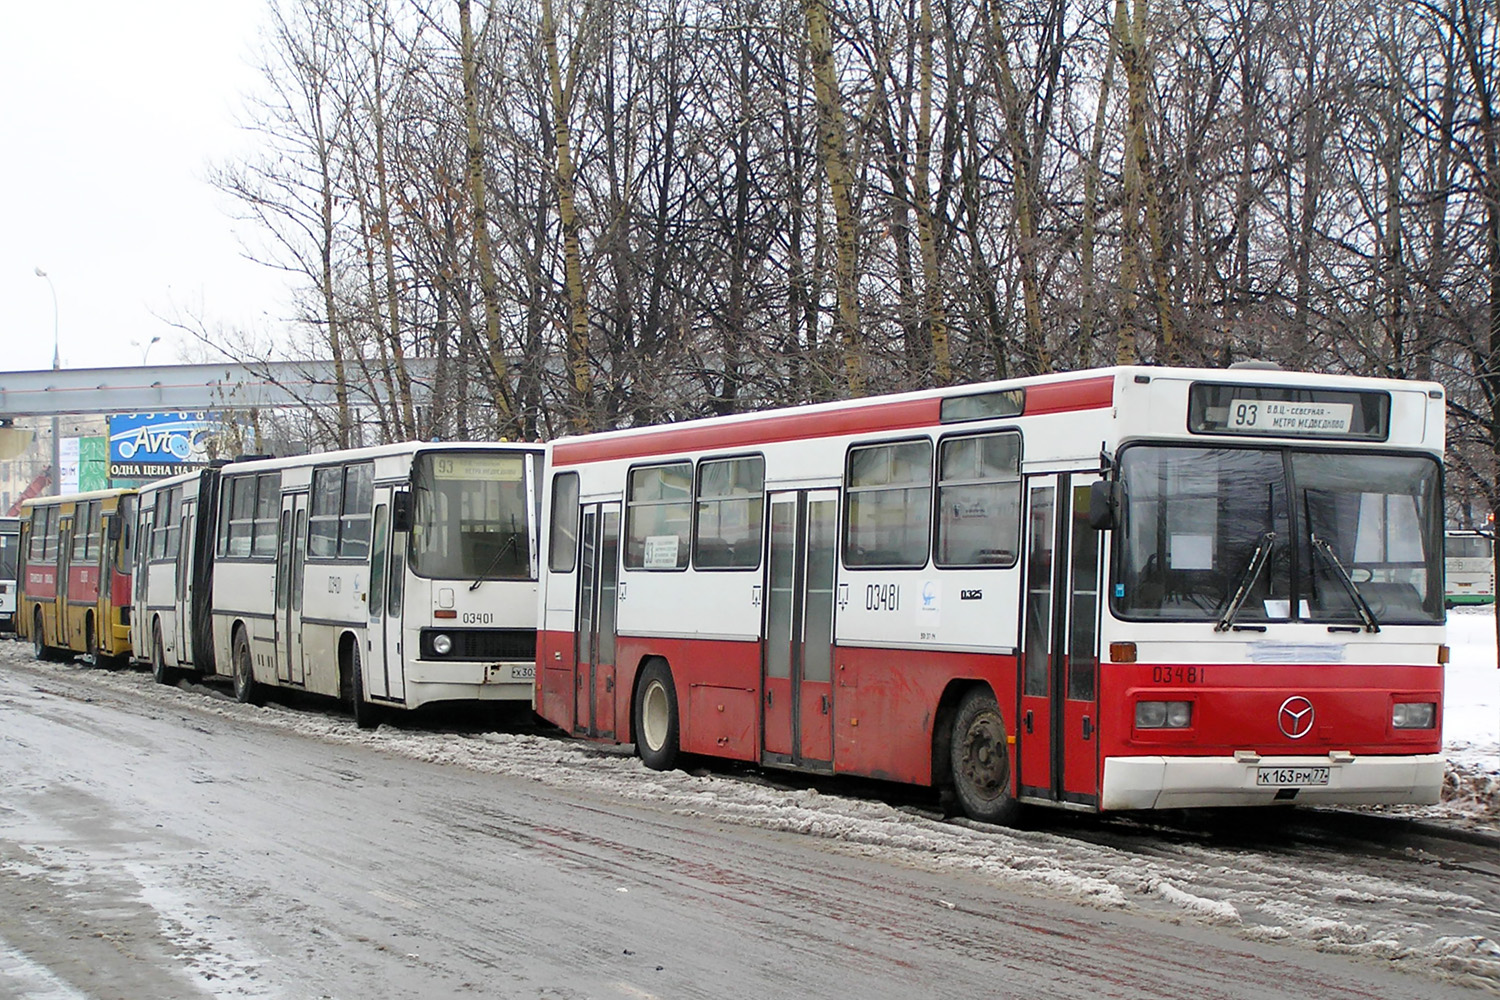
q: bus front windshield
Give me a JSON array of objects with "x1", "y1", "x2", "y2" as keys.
[
  {"x1": 1446, "y1": 534, "x2": 1491, "y2": 560},
  {"x1": 1113, "y1": 445, "x2": 1443, "y2": 625},
  {"x1": 0, "y1": 531, "x2": 17, "y2": 579},
  {"x1": 410, "y1": 453, "x2": 533, "y2": 580}
]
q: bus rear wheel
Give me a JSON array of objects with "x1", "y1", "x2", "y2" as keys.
[
  {"x1": 232, "y1": 629, "x2": 261, "y2": 705},
  {"x1": 634, "y1": 660, "x2": 680, "y2": 771},
  {"x1": 151, "y1": 620, "x2": 177, "y2": 686},
  {"x1": 950, "y1": 687, "x2": 1021, "y2": 826}
]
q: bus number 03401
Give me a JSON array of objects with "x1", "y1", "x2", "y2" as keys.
[{"x1": 1151, "y1": 665, "x2": 1205, "y2": 684}]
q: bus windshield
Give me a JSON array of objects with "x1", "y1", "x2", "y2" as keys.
[
  {"x1": 0, "y1": 530, "x2": 17, "y2": 579},
  {"x1": 410, "y1": 452, "x2": 532, "y2": 580},
  {"x1": 1446, "y1": 534, "x2": 1491, "y2": 560},
  {"x1": 1114, "y1": 445, "x2": 1443, "y2": 625}
]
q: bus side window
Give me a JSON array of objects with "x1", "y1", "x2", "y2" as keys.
[
  {"x1": 548, "y1": 472, "x2": 580, "y2": 573},
  {"x1": 694, "y1": 456, "x2": 765, "y2": 571},
  {"x1": 845, "y1": 440, "x2": 933, "y2": 568},
  {"x1": 935, "y1": 431, "x2": 1021, "y2": 568}
]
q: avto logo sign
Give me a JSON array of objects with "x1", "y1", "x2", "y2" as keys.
[
  {"x1": 1277, "y1": 696, "x2": 1315, "y2": 739},
  {"x1": 108, "y1": 412, "x2": 216, "y2": 480}
]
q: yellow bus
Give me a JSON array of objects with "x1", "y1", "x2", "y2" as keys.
[{"x1": 18, "y1": 488, "x2": 138, "y2": 664}]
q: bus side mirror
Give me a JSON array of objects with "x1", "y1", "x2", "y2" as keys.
[
  {"x1": 106, "y1": 515, "x2": 123, "y2": 542},
  {"x1": 392, "y1": 491, "x2": 413, "y2": 533},
  {"x1": 1089, "y1": 481, "x2": 1120, "y2": 531}
]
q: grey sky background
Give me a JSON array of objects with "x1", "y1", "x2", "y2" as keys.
[{"x1": 0, "y1": 0, "x2": 291, "y2": 373}]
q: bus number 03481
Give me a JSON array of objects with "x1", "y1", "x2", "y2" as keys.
[{"x1": 1151, "y1": 665, "x2": 1205, "y2": 684}]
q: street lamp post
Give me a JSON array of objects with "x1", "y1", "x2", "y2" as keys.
[
  {"x1": 34, "y1": 267, "x2": 60, "y2": 496},
  {"x1": 133, "y1": 335, "x2": 162, "y2": 365}
]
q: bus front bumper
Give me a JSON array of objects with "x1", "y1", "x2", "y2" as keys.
[
  {"x1": 401, "y1": 660, "x2": 535, "y2": 708},
  {"x1": 1100, "y1": 753, "x2": 1445, "y2": 810}
]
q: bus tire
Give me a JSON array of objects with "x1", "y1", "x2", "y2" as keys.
[
  {"x1": 634, "y1": 659, "x2": 680, "y2": 771},
  {"x1": 151, "y1": 620, "x2": 176, "y2": 686},
  {"x1": 950, "y1": 687, "x2": 1021, "y2": 826},
  {"x1": 348, "y1": 642, "x2": 380, "y2": 730},
  {"x1": 85, "y1": 616, "x2": 99, "y2": 668},
  {"x1": 232, "y1": 628, "x2": 261, "y2": 705},
  {"x1": 32, "y1": 609, "x2": 58, "y2": 662}
]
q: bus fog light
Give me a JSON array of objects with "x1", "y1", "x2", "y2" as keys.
[
  {"x1": 432, "y1": 633, "x2": 453, "y2": 656},
  {"x1": 1136, "y1": 700, "x2": 1192, "y2": 729},
  {"x1": 1392, "y1": 702, "x2": 1435, "y2": 729}
]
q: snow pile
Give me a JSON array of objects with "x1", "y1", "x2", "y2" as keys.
[{"x1": 1371, "y1": 607, "x2": 1500, "y2": 830}]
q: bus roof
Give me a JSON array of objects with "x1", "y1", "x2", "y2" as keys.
[
  {"x1": 210, "y1": 439, "x2": 543, "y2": 477},
  {"x1": 19, "y1": 487, "x2": 138, "y2": 511},
  {"x1": 549, "y1": 365, "x2": 1444, "y2": 467}
]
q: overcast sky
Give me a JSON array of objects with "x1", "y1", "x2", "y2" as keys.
[{"x1": 0, "y1": 0, "x2": 293, "y2": 374}]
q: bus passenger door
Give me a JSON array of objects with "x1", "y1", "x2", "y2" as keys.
[
  {"x1": 57, "y1": 515, "x2": 74, "y2": 648},
  {"x1": 174, "y1": 500, "x2": 195, "y2": 664},
  {"x1": 1019, "y1": 475, "x2": 1102, "y2": 806},
  {"x1": 276, "y1": 493, "x2": 308, "y2": 685},
  {"x1": 574, "y1": 503, "x2": 619, "y2": 739},
  {"x1": 762, "y1": 489, "x2": 837, "y2": 769},
  {"x1": 365, "y1": 501, "x2": 392, "y2": 699},
  {"x1": 384, "y1": 509, "x2": 406, "y2": 703}
]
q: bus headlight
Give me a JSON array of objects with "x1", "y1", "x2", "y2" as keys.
[
  {"x1": 431, "y1": 633, "x2": 453, "y2": 656},
  {"x1": 1136, "y1": 700, "x2": 1192, "y2": 729},
  {"x1": 1392, "y1": 702, "x2": 1436, "y2": 729}
]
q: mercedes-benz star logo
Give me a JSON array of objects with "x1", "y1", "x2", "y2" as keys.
[{"x1": 1278, "y1": 696, "x2": 1315, "y2": 739}]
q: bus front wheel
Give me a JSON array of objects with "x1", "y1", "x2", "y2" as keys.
[
  {"x1": 950, "y1": 687, "x2": 1021, "y2": 826},
  {"x1": 32, "y1": 609, "x2": 60, "y2": 662},
  {"x1": 347, "y1": 642, "x2": 380, "y2": 730},
  {"x1": 232, "y1": 629, "x2": 261, "y2": 705},
  {"x1": 634, "y1": 660, "x2": 680, "y2": 771}
]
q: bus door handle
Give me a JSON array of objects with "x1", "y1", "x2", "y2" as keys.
[
  {"x1": 766, "y1": 689, "x2": 773, "y2": 707},
  {"x1": 1082, "y1": 715, "x2": 1093, "y2": 740},
  {"x1": 1023, "y1": 709, "x2": 1034, "y2": 734},
  {"x1": 820, "y1": 694, "x2": 830, "y2": 715}
]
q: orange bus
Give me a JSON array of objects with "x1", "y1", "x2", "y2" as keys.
[{"x1": 18, "y1": 488, "x2": 138, "y2": 664}]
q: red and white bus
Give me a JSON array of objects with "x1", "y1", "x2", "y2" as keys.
[{"x1": 535, "y1": 365, "x2": 1447, "y2": 821}]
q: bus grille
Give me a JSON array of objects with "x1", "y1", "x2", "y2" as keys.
[{"x1": 419, "y1": 628, "x2": 536, "y2": 661}]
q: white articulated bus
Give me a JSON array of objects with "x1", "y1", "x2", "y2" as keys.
[
  {"x1": 210, "y1": 442, "x2": 544, "y2": 726},
  {"x1": 133, "y1": 467, "x2": 224, "y2": 682}
]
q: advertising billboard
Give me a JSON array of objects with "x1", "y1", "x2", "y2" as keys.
[{"x1": 108, "y1": 412, "x2": 217, "y2": 481}]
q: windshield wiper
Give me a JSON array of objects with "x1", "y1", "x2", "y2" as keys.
[
  {"x1": 1308, "y1": 533, "x2": 1380, "y2": 633},
  {"x1": 1215, "y1": 531, "x2": 1276, "y2": 632},
  {"x1": 468, "y1": 534, "x2": 518, "y2": 591}
]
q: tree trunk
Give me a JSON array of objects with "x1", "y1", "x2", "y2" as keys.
[
  {"x1": 459, "y1": 0, "x2": 518, "y2": 435},
  {"x1": 804, "y1": 0, "x2": 863, "y2": 397},
  {"x1": 541, "y1": 0, "x2": 594, "y2": 431}
]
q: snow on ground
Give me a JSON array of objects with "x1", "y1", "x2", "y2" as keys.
[
  {"x1": 7, "y1": 633, "x2": 1500, "y2": 990},
  {"x1": 1391, "y1": 606, "x2": 1500, "y2": 829},
  {"x1": 3, "y1": 616, "x2": 1499, "y2": 988}
]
